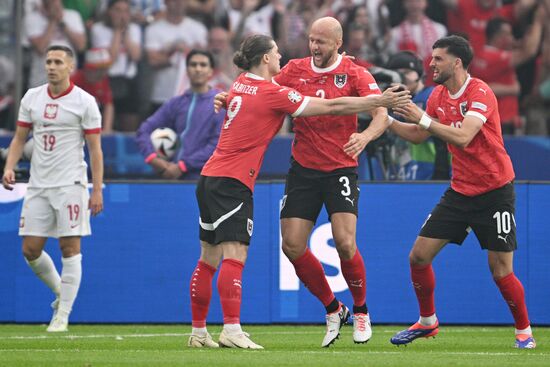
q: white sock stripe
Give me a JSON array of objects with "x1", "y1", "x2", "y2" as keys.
[{"x1": 199, "y1": 203, "x2": 244, "y2": 231}]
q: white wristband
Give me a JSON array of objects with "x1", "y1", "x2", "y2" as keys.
[
  {"x1": 387, "y1": 116, "x2": 394, "y2": 126},
  {"x1": 419, "y1": 113, "x2": 432, "y2": 130}
]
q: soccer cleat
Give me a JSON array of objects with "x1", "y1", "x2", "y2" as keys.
[
  {"x1": 353, "y1": 313, "x2": 372, "y2": 344},
  {"x1": 188, "y1": 332, "x2": 219, "y2": 348},
  {"x1": 321, "y1": 303, "x2": 350, "y2": 348},
  {"x1": 218, "y1": 329, "x2": 264, "y2": 349},
  {"x1": 390, "y1": 321, "x2": 439, "y2": 345},
  {"x1": 46, "y1": 315, "x2": 68, "y2": 332},
  {"x1": 515, "y1": 334, "x2": 536, "y2": 349}
]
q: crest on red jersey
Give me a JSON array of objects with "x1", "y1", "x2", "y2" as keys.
[
  {"x1": 43, "y1": 104, "x2": 58, "y2": 119},
  {"x1": 334, "y1": 74, "x2": 347, "y2": 88},
  {"x1": 459, "y1": 101, "x2": 468, "y2": 117},
  {"x1": 287, "y1": 90, "x2": 302, "y2": 104}
]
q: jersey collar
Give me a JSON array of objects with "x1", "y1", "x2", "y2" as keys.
[
  {"x1": 448, "y1": 74, "x2": 471, "y2": 100},
  {"x1": 47, "y1": 81, "x2": 75, "y2": 100},
  {"x1": 310, "y1": 54, "x2": 343, "y2": 74},
  {"x1": 245, "y1": 72, "x2": 264, "y2": 80}
]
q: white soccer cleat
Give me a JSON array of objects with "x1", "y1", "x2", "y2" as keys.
[
  {"x1": 321, "y1": 303, "x2": 350, "y2": 347},
  {"x1": 188, "y1": 332, "x2": 219, "y2": 348},
  {"x1": 46, "y1": 315, "x2": 68, "y2": 332},
  {"x1": 218, "y1": 329, "x2": 264, "y2": 349},
  {"x1": 353, "y1": 313, "x2": 372, "y2": 344}
]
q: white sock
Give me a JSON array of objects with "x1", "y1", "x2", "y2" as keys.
[
  {"x1": 419, "y1": 314, "x2": 438, "y2": 327},
  {"x1": 26, "y1": 251, "x2": 61, "y2": 296},
  {"x1": 58, "y1": 254, "x2": 83, "y2": 318},
  {"x1": 223, "y1": 323, "x2": 242, "y2": 335},
  {"x1": 515, "y1": 326, "x2": 532, "y2": 335},
  {"x1": 192, "y1": 327, "x2": 207, "y2": 336}
]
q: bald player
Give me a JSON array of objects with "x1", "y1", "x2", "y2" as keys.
[{"x1": 275, "y1": 17, "x2": 389, "y2": 347}]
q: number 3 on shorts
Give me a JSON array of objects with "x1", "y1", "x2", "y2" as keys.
[{"x1": 339, "y1": 176, "x2": 351, "y2": 197}]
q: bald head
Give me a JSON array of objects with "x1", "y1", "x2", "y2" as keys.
[{"x1": 311, "y1": 17, "x2": 343, "y2": 42}]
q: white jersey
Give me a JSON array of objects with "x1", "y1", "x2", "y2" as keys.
[{"x1": 17, "y1": 83, "x2": 102, "y2": 188}]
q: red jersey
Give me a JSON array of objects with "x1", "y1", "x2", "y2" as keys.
[
  {"x1": 274, "y1": 55, "x2": 381, "y2": 172},
  {"x1": 425, "y1": 76, "x2": 514, "y2": 196},
  {"x1": 202, "y1": 72, "x2": 309, "y2": 192},
  {"x1": 470, "y1": 45, "x2": 518, "y2": 124},
  {"x1": 446, "y1": 0, "x2": 514, "y2": 52},
  {"x1": 71, "y1": 70, "x2": 113, "y2": 106}
]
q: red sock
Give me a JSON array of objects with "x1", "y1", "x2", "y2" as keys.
[
  {"x1": 291, "y1": 248, "x2": 335, "y2": 307},
  {"x1": 190, "y1": 261, "x2": 216, "y2": 328},
  {"x1": 341, "y1": 249, "x2": 366, "y2": 307},
  {"x1": 495, "y1": 272, "x2": 530, "y2": 330},
  {"x1": 411, "y1": 263, "x2": 436, "y2": 317},
  {"x1": 217, "y1": 259, "x2": 244, "y2": 325}
]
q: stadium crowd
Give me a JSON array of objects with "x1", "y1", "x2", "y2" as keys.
[{"x1": 0, "y1": 0, "x2": 548, "y2": 136}]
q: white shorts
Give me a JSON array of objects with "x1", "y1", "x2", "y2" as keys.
[{"x1": 19, "y1": 185, "x2": 91, "y2": 238}]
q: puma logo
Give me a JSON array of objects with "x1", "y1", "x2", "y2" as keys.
[
  {"x1": 345, "y1": 197, "x2": 355, "y2": 206},
  {"x1": 498, "y1": 234, "x2": 509, "y2": 243}
]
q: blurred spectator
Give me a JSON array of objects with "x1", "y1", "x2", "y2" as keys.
[
  {"x1": 471, "y1": 11, "x2": 544, "y2": 135},
  {"x1": 207, "y1": 27, "x2": 236, "y2": 90},
  {"x1": 145, "y1": 0, "x2": 208, "y2": 113},
  {"x1": 72, "y1": 48, "x2": 115, "y2": 133},
  {"x1": 185, "y1": 0, "x2": 216, "y2": 28},
  {"x1": 0, "y1": 56, "x2": 15, "y2": 131},
  {"x1": 136, "y1": 50, "x2": 224, "y2": 179},
  {"x1": 524, "y1": 9, "x2": 550, "y2": 136},
  {"x1": 342, "y1": 6, "x2": 387, "y2": 66},
  {"x1": 344, "y1": 23, "x2": 376, "y2": 69},
  {"x1": 388, "y1": 0, "x2": 446, "y2": 85},
  {"x1": 441, "y1": 0, "x2": 537, "y2": 53},
  {"x1": 91, "y1": 0, "x2": 142, "y2": 132},
  {"x1": 128, "y1": 0, "x2": 166, "y2": 26},
  {"x1": 63, "y1": 0, "x2": 103, "y2": 27},
  {"x1": 386, "y1": 50, "x2": 450, "y2": 180},
  {"x1": 25, "y1": 0, "x2": 86, "y2": 87}
]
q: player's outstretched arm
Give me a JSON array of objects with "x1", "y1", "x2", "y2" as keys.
[
  {"x1": 85, "y1": 133, "x2": 104, "y2": 216},
  {"x1": 2, "y1": 126, "x2": 30, "y2": 191},
  {"x1": 300, "y1": 86, "x2": 410, "y2": 117},
  {"x1": 393, "y1": 102, "x2": 483, "y2": 148}
]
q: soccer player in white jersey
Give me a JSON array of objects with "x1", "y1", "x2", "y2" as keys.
[{"x1": 2, "y1": 45, "x2": 104, "y2": 332}]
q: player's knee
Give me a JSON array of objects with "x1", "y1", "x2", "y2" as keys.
[
  {"x1": 281, "y1": 240, "x2": 305, "y2": 261},
  {"x1": 409, "y1": 249, "x2": 430, "y2": 266},
  {"x1": 335, "y1": 239, "x2": 355, "y2": 260},
  {"x1": 22, "y1": 245, "x2": 41, "y2": 261}
]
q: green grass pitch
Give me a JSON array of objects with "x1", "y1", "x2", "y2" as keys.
[{"x1": 0, "y1": 324, "x2": 548, "y2": 366}]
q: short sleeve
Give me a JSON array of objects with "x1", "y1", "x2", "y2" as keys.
[
  {"x1": 17, "y1": 91, "x2": 33, "y2": 128},
  {"x1": 266, "y1": 86, "x2": 310, "y2": 117},
  {"x1": 129, "y1": 23, "x2": 142, "y2": 46},
  {"x1": 354, "y1": 68, "x2": 381, "y2": 97},
  {"x1": 145, "y1": 24, "x2": 162, "y2": 51},
  {"x1": 82, "y1": 97, "x2": 102, "y2": 133},
  {"x1": 63, "y1": 10, "x2": 85, "y2": 34},
  {"x1": 465, "y1": 86, "x2": 496, "y2": 124}
]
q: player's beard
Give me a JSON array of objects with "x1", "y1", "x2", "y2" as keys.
[
  {"x1": 312, "y1": 50, "x2": 336, "y2": 68},
  {"x1": 432, "y1": 68, "x2": 451, "y2": 85}
]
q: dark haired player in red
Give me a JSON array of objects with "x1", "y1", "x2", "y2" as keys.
[
  {"x1": 276, "y1": 16, "x2": 389, "y2": 347},
  {"x1": 388, "y1": 35, "x2": 535, "y2": 349},
  {"x1": 187, "y1": 34, "x2": 410, "y2": 349}
]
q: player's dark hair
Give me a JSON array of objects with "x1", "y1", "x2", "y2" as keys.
[
  {"x1": 46, "y1": 45, "x2": 74, "y2": 59},
  {"x1": 233, "y1": 34, "x2": 274, "y2": 70},
  {"x1": 485, "y1": 18, "x2": 508, "y2": 42},
  {"x1": 432, "y1": 35, "x2": 473, "y2": 69},
  {"x1": 186, "y1": 49, "x2": 215, "y2": 69}
]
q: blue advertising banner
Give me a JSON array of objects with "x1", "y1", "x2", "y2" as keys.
[{"x1": 0, "y1": 182, "x2": 548, "y2": 325}]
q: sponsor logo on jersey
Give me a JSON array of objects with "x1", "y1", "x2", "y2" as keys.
[
  {"x1": 287, "y1": 90, "x2": 302, "y2": 104},
  {"x1": 43, "y1": 104, "x2": 58, "y2": 119},
  {"x1": 247, "y1": 218, "x2": 253, "y2": 236},
  {"x1": 334, "y1": 74, "x2": 347, "y2": 88},
  {"x1": 460, "y1": 101, "x2": 468, "y2": 117}
]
